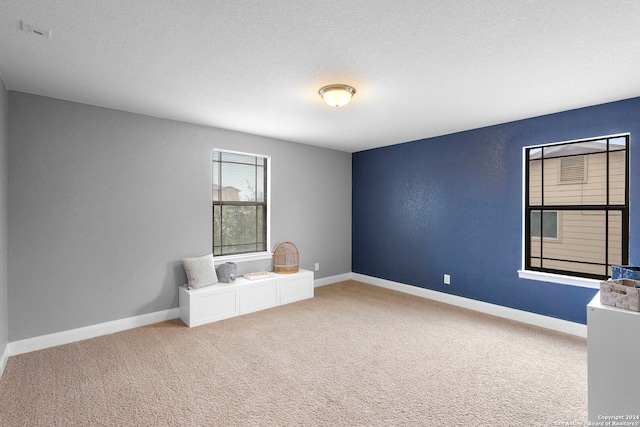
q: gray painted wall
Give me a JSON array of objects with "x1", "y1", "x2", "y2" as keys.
[
  {"x1": 8, "y1": 92, "x2": 351, "y2": 341},
  {"x1": 0, "y1": 80, "x2": 8, "y2": 359}
]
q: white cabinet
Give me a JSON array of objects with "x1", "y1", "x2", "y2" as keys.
[
  {"x1": 239, "y1": 280, "x2": 279, "y2": 315},
  {"x1": 280, "y1": 272, "x2": 315, "y2": 305},
  {"x1": 188, "y1": 286, "x2": 238, "y2": 325},
  {"x1": 179, "y1": 269, "x2": 313, "y2": 327},
  {"x1": 587, "y1": 292, "x2": 640, "y2": 421}
]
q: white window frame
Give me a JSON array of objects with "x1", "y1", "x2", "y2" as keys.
[
  {"x1": 517, "y1": 133, "x2": 629, "y2": 289},
  {"x1": 212, "y1": 148, "x2": 271, "y2": 265}
]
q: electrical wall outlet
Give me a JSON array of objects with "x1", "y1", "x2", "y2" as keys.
[
  {"x1": 315, "y1": 263, "x2": 320, "y2": 271},
  {"x1": 444, "y1": 274, "x2": 451, "y2": 285}
]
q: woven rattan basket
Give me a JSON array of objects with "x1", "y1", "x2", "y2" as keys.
[{"x1": 273, "y1": 242, "x2": 299, "y2": 274}]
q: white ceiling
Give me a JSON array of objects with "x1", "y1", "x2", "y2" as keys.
[{"x1": 1, "y1": 1, "x2": 640, "y2": 153}]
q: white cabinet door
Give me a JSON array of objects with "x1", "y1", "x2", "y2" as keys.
[
  {"x1": 191, "y1": 288, "x2": 238, "y2": 326},
  {"x1": 279, "y1": 272, "x2": 314, "y2": 305},
  {"x1": 239, "y1": 280, "x2": 279, "y2": 315}
]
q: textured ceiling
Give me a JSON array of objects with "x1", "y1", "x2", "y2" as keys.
[{"x1": 1, "y1": 1, "x2": 640, "y2": 153}]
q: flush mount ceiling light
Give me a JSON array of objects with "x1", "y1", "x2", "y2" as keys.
[{"x1": 318, "y1": 84, "x2": 356, "y2": 107}]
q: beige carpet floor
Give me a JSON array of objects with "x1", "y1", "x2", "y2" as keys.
[{"x1": 0, "y1": 280, "x2": 587, "y2": 426}]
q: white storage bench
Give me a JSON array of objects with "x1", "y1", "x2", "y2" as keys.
[{"x1": 179, "y1": 269, "x2": 314, "y2": 327}]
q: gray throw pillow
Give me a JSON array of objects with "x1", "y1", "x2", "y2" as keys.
[{"x1": 182, "y1": 254, "x2": 218, "y2": 289}]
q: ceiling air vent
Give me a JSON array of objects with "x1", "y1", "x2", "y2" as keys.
[{"x1": 21, "y1": 21, "x2": 51, "y2": 39}]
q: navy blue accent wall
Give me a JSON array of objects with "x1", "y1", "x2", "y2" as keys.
[{"x1": 352, "y1": 97, "x2": 640, "y2": 324}]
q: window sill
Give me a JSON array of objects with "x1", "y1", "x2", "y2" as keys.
[
  {"x1": 517, "y1": 270, "x2": 601, "y2": 289},
  {"x1": 214, "y1": 252, "x2": 273, "y2": 265}
]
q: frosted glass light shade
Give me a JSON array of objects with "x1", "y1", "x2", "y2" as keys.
[{"x1": 319, "y1": 84, "x2": 356, "y2": 107}]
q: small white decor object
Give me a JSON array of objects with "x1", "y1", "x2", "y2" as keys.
[{"x1": 243, "y1": 271, "x2": 273, "y2": 281}]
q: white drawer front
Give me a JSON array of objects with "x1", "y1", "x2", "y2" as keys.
[
  {"x1": 279, "y1": 274, "x2": 314, "y2": 304},
  {"x1": 239, "y1": 281, "x2": 278, "y2": 315},
  {"x1": 192, "y1": 289, "x2": 238, "y2": 325}
]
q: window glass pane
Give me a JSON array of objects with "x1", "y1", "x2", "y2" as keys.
[
  {"x1": 547, "y1": 210, "x2": 605, "y2": 263},
  {"x1": 212, "y1": 161, "x2": 220, "y2": 201},
  {"x1": 541, "y1": 157, "x2": 558, "y2": 205},
  {"x1": 530, "y1": 211, "x2": 557, "y2": 238},
  {"x1": 559, "y1": 156, "x2": 585, "y2": 183},
  {"x1": 609, "y1": 137, "x2": 627, "y2": 151},
  {"x1": 528, "y1": 152, "x2": 542, "y2": 206},
  {"x1": 529, "y1": 236, "x2": 541, "y2": 267},
  {"x1": 529, "y1": 256, "x2": 541, "y2": 268},
  {"x1": 221, "y1": 162, "x2": 256, "y2": 201},
  {"x1": 221, "y1": 206, "x2": 258, "y2": 246},
  {"x1": 540, "y1": 259, "x2": 606, "y2": 277},
  {"x1": 578, "y1": 152, "x2": 606, "y2": 205},
  {"x1": 257, "y1": 206, "x2": 265, "y2": 243},
  {"x1": 541, "y1": 140, "x2": 607, "y2": 159},
  {"x1": 222, "y1": 152, "x2": 256, "y2": 165},
  {"x1": 221, "y1": 243, "x2": 267, "y2": 256},
  {"x1": 256, "y1": 165, "x2": 265, "y2": 203},
  {"x1": 607, "y1": 211, "x2": 623, "y2": 267},
  {"x1": 542, "y1": 152, "x2": 610, "y2": 206},
  {"x1": 530, "y1": 211, "x2": 539, "y2": 237},
  {"x1": 543, "y1": 212, "x2": 558, "y2": 239},
  {"x1": 213, "y1": 204, "x2": 221, "y2": 247},
  {"x1": 609, "y1": 149, "x2": 626, "y2": 205}
]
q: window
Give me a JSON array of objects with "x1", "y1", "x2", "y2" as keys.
[
  {"x1": 212, "y1": 150, "x2": 270, "y2": 257},
  {"x1": 530, "y1": 211, "x2": 558, "y2": 239},
  {"x1": 524, "y1": 134, "x2": 629, "y2": 280}
]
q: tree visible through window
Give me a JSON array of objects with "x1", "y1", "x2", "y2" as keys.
[
  {"x1": 524, "y1": 135, "x2": 629, "y2": 280},
  {"x1": 212, "y1": 150, "x2": 269, "y2": 257}
]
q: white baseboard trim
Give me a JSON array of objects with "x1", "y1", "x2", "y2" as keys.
[
  {"x1": 0, "y1": 343, "x2": 8, "y2": 378},
  {"x1": 351, "y1": 273, "x2": 587, "y2": 338},
  {"x1": 3, "y1": 272, "x2": 586, "y2": 359},
  {"x1": 8, "y1": 308, "x2": 180, "y2": 357},
  {"x1": 314, "y1": 273, "x2": 351, "y2": 288}
]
